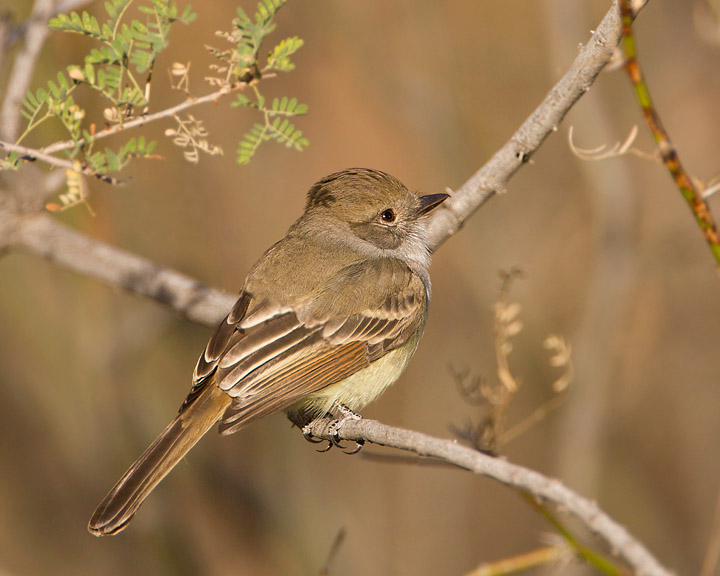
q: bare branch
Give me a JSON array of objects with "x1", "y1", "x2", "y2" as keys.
[
  {"x1": 426, "y1": 0, "x2": 649, "y2": 252},
  {"x1": 10, "y1": 213, "x2": 236, "y2": 327},
  {"x1": 304, "y1": 417, "x2": 671, "y2": 576},
  {"x1": 0, "y1": 0, "x2": 55, "y2": 141},
  {"x1": 0, "y1": 140, "x2": 90, "y2": 173}
]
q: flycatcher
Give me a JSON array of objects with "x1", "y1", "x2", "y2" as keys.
[{"x1": 89, "y1": 168, "x2": 448, "y2": 536}]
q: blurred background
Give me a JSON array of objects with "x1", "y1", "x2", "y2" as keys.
[{"x1": 1, "y1": 0, "x2": 720, "y2": 574}]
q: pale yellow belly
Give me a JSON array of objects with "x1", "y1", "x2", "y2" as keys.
[{"x1": 290, "y1": 330, "x2": 421, "y2": 419}]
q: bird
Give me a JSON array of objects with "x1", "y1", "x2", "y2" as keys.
[{"x1": 88, "y1": 167, "x2": 448, "y2": 536}]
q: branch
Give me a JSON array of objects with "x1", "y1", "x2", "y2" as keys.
[
  {"x1": 0, "y1": 0, "x2": 55, "y2": 141},
  {"x1": 42, "y1": 87, "x2": 236, "y2": 156},
  {"x1": 304, "y1": 417, "x2": 671, "y2": 576},
  {"x1": 0, "y1": 87, "x2": 238, "y2": 174},
  {"x1": 618, "y1": 0, "x2": 720, "y2": 265},
  {"x1": 9, "y1": 213, "x2": 235, "y2": 327},
  {"x1": 425, "y1": 0, "x2": 649, "y2": 251},
  {"x1": 0, "y1": 140, "x2": 90, "y2": 173}
]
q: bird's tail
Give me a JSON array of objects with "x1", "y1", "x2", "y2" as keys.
[{"x1": 88, "y1": 386, "x2": 230, "y2": 536}]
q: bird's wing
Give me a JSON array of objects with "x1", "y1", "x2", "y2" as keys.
[{"x1": 183, "y1": 258, "x2": 427, "y2": 434}]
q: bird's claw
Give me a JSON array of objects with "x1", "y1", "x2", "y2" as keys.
[
  {"x1": 315, "y1": 440, "x2": 333, "y2": 453},
  {"x1": 301, "y1": 404, "x2": 364, "y2": 454},
  {"x1": 302, "y1": 425, "x2": 325, "y2": 444},
  {"x1": 342, "y1": 438, "x2": 365, "y2": 455},
  {"x1": 302, "y1": 422, "x2": 333, "y2": 452}
]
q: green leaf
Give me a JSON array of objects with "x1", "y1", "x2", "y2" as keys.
[
  {"x1": 57, "y1": 71, "x2": 70, "y2": 91},
  {"x1": 87, "y1": 46, "x2": 121, "y2": 65},
  {"x1": 267, "y1": 96, "x2": 307, "y2": 117},
  {"x1": 266, "y1": 36, "x2": 303, "y2": 72},
  {"x1": 229, "y1": 0, "x2": 289, "y2": 73},
  {"x1": 0, "y1": 151, "x2": 21, "y2": 171},
  {"x1": 25, "y1": 90, "x2": 38, "y2": 108},
  {"x1": 266, "y1": 118, "x2": 307, "y2": 150},
  {"x1": 105, "y1": 1, "x2": 118, "y2": 20},
  {"x1": 181, "y1": 4, "x2": 196, "y2": 23},
  {"x1": 237, "y1": 122, "x2": 267, "y2": 164},
  {"x1": 48, "y1": 80, "x2": 60, "y2": 99},
  {"x1": 106, "y1": 148, "x2": 121, "y2": 172},
  {"x1": 86, "y1": 150, "x2": 107, "y2": 172},
  {"x1": 84, "y1": 62, "x2": 96, "y2": 84},
  {"x1": 231, "y1": 93, "x2": 254, "y2": 108}
]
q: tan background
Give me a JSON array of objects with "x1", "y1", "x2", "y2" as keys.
[{"x1": 1, "y1": 0, "x2": 719, "y2": 574}]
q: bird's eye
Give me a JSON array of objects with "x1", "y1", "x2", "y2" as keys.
[{"x1": 380, "y1": 209, "x2": 396, "y2": 223}]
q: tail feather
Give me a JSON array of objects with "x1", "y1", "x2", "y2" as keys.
[{"x1": 88, "y1": 386, "x2": 230, "y2": 536}]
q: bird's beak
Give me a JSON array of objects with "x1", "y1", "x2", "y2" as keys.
[{"x1": 416, "y1": 193, "x2": 450, "y2": 216}]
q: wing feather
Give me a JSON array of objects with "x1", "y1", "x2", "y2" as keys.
[
  {"x1": 181, "y1": 257, "x2": 427, "y2": 432},
  {"x1": 218, "y1": 340, "x2": 368, "y2": 434}
]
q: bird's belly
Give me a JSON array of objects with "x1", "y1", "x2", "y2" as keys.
[{"x1": 291, "y1": 332, "x2": 421, "y2": 419}]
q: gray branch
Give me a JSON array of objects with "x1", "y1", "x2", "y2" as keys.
[
  {"x1": 9, "y1": 213, "x2": 236, "y2": 326},
  {"x1": 304, "y1": 417, "x2": 671, "y2": 576},
  {"x1": 426, "y1": 0, "x2": 648, "y2": 251}
]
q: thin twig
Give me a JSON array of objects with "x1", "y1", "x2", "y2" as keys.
[
  {"x1": 304, "y1": 417, "x2": 671, "y2": 576},
  {"x1": 568, "y1": 124, "x2": 657, "y2": 162},
  {"x1": 499, "y1": 393, "x2": 568, "y2": 446},
  {"x1": 463, "y1": 546, "x2": 566, "y2": 576},
  {"x1": 318, "y1": 527, "x2": 347, "y2": 576},
  {"x1": 42, "y1": 87, "x2": 236, "y2": 155},
  {"x1": 0, "y1": 87, "x2": 240, "y2": 176},
  {"x1": 0, "y1": 140, "x2": 89, "y2": 173},
  {"x1": 618, "y1": 0, "x2": 720, "y2": 266}
]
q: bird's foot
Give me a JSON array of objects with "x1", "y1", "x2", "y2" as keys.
[
  {"x1": 301, "y1": 404, "x2": 364, "y2": 454},
  {"x1": 328, "y1": 404, "x2": 364, "y2": 455}
]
